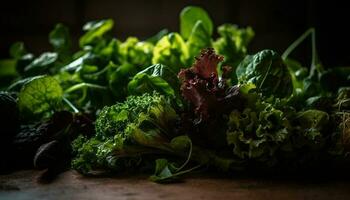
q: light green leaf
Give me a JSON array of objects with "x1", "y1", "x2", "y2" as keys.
[
  {"x1": 24, "y1": 52, "x2": 58, "y2": 73},
  {"x1": 79, "y1": 19, "x2": 114, "y2": 47},
  {"x1": 152, "y1": 33, "x2": 189, "y2": 71},
  {"x1": 18, "y1": 76, "x2": 63, "y2": 118},
  {"x1": 180, "y1": 6, "x2": 213, "y2": 40},
  {"x1": 187, "y1": 21, "x2": 211, "y2": 59}
]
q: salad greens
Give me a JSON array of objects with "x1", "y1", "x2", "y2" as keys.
[{"x1": 0, "y1": 6, "x2": 350, "y2": 182}]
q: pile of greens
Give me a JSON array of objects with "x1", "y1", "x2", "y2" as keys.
[{"x1": 1, "y1": 6, "x2": 349, "y2": 182}]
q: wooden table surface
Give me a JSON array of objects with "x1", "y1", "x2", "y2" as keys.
[{"x1": 1, "y1": 170, "x2": 350, "y2": 200}]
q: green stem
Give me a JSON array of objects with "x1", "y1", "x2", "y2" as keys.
[
  {"x1": 282, "y1": 28, "x2": 322, "y2": 74},
  {"x1": 64, "y1": 83, "x2": 107, "y2": 94},
  {"x1": 172, "y1": 164, "x2": 202, "y2": 177},
  {"x1": 282, "y1": 28, "x2": 314, "y2": 61},
  {"x1": 62, "y1": 97, "x2": 79, "y2": 113},
  {"x1": 176, "y1": 139, "x2": 193, "y2": 172}
]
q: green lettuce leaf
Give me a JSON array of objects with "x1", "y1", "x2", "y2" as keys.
[
  {"x1": 180, "y1": 6, "x2": 213, "y2": 40},
  {"x1": 152, "y1": 33, "x2": 189, "y2": 72}
]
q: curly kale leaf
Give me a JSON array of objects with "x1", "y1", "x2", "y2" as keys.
[{"x1": 72, "y1": 93, "x2": 179, "y2": 174}]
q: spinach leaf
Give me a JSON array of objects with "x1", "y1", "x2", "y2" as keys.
[
  {"x1": 236, "y1": 50, "x2": 293, "y2": 98},
  {"x1": 49, "y1": 23, "x2": 72, "y2": 61},
  {"x1": 109, "y1": 63, "x2": 139, "y2": 100},
  {"x1": 24, "y1": 52, "x2": 58, "y2": 74},
  {"x1": 18, "y1": 76, "x2": 63, "y2": 119},
  {"x1": 79, "y1": 19, "x2": 114, "y2": 47}
]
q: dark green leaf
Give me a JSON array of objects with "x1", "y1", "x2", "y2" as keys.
[
  {"x1": 10, "y1": 42, "x2": 27, "y2": 59},
  {"x1": 236, "y1": 50, "x2": 293, "y2": 98},
  {"x1": 49, "y1": 23, "x2": 72, "y2": 61},
  {"x1": 24, "y1": 52, "x2": 58, "y2": 74},
  {"x1": 128, "y1": 73, "x2": 175, "y2": 98}
]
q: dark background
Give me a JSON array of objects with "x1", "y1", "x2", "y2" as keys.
[{"x1": 1, "y1": 0, "x2": 349, "y2": 67}]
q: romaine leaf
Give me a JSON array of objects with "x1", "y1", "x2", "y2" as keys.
[
  {"x1": 180, "y1": 6, "x2": 213, "y2": 40},
  {"x1": 187, "y1": 21, "x2": 212, "y2": 60}
]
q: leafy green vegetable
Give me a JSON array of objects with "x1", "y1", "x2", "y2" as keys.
[
  {"x1": 0, "y1": 59, "x2": 17, "y2": 89},
  {"x1": 24, "y1": 52, "x2": 58, "y2": 74},
  {"x1": 180, "y1": 6, "x2": 213, "y2": 40},
  {"x1": 72, "y1": 92, "x2": 179, "y2": 174},
  {"x1": 2, "y1": 5, "x2": 350, "y2": 183},
  {"x1": 49, "y1": 23, "x2": 72, "y2": 61},
  {"x1": 128, "y1": 73, "x2": 175, "y2": 99},
  {"x1": 18, "y1": 76, "x2": 63, "y2": 119},
  {"x1": 226, "y1": 99, "x2": 290, "y2": 165},
  {"x1": 236, "y1": 50, "x2": 293, "y2": 98},
  {"x1": 10, "y1": 42, "x2": 28, "y2": 59},
  {"x1": 80, "y1": 19, "x2": 114, "y2": 47},
  {"x1": 187, "y1": 21, "x2": 212, "y2": 61},
  {"x1": 119, "y1": 37, "x2": 154, "y2": 67},
  {"x1": 152, "y1": 33, "x2": 189, "y2": 72},
  {"x1": 128, "y1": 64, "x2": 179, "y2": 100},
  {"x1": 213, "y1": 24, "x2": 254, "y2": 69},
  {"x1": 147, "y1": 29, "x2": 169, "y2": 44}
]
